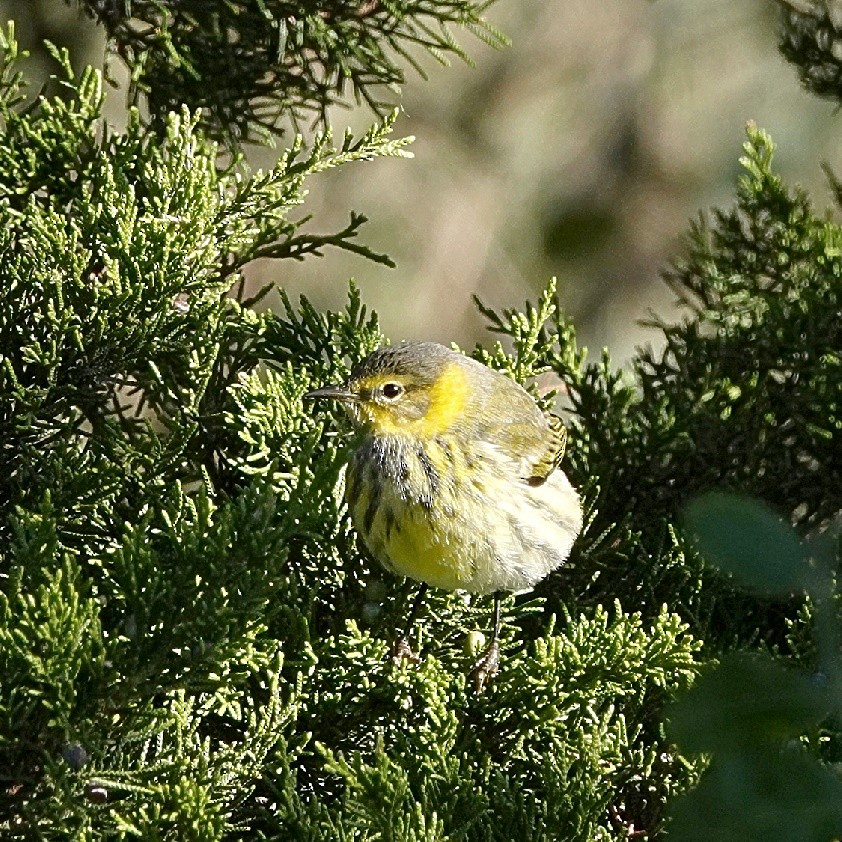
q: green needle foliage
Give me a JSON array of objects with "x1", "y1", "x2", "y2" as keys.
[
  {"x1": 778, "y1": 1, "x2": 842, "y2": 104},
  {"x1": 0, "y1": 9, "x2": 839, "y2": 842},
  {"x1": 72, "y1": 0, "x2": 507, "y2": 147},
  {"x1": 518, "y1": 125, "x2": 840, "y2": 650}
]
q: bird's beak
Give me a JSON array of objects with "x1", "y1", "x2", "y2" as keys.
[{"x1": 304, "y1": 384, "x2": 359, "y2": 403}]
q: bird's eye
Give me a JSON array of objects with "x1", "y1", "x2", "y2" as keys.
[{"x1": 380, "y1": 382, "x2": 403, "y2": 400}]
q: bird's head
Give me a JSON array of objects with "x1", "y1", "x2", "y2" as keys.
[{"x1": 305, "y1": 343, "x2": 473, "y2": 438}]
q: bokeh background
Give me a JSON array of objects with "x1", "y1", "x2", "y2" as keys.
[{"x1": 4, "y1": 0, "x2": 840, "y2": 363}]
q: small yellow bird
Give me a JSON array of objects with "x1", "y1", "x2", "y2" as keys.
[{"x1": 306, "y1": 342, "x2": 583, "y2": 688}]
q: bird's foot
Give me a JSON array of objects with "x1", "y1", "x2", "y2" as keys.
[
  {"x1": 390, "y1": 636, "x2": 419, "y2": 667},
  {"x1": 469, "y1": 639, "x2": 500, "y2": 693}
]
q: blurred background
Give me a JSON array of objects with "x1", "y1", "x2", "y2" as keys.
[{"x1": 3, "y1": 0, "x2": 840, "y2": 364}]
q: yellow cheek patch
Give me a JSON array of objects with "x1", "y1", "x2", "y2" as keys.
[
  {"x1": 383, "y1": 517, "x2": 467, "y2": 591},
  {"x1": 356, "y1": 362, "x2": 469, "y2": 438},
  {"x1": 417, "y1": 362, "x2": 469, "y2": 436}
]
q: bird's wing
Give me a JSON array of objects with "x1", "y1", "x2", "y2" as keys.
[
  {"x1": 524, "y1": 413, "x2": 567, "y2": 486},
  {"x1": 474, "y1": 372, "x2": 569, "y2": 485}
]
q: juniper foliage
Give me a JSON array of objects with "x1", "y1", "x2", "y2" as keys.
[
  {"x1": 778, "y1": 0, "x2": 842, "y2": 103},
  {"x1": 72, "y1": 0, "x2": 507, "y2": 147},
  {"x1": 0, "y1": 9, "x2": 839, "y2": 842}
]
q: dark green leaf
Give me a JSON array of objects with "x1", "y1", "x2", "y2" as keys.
[
  {"x1": 669, "y1": 748, "x2": 842, "y2": 842},
  {"x1": 668, "y1": 652, "x2": 830, "y2": 754},
  {"x1": 683, "y1": 492, "x2": 808, "y2": 595}
]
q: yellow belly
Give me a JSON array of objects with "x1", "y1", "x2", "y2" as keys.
[
  {"x1": 377, "y1": 508, "x2": 472, "y2": 591},
  {"x1": 345, "y1": 438, "x2": 582, "y2": 595},
  {"x1": 348, "y1": 475, "x2": 473, "y2": 590}
]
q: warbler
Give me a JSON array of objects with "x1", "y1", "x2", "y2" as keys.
[{"x1": 306, "y1": 342, "x2": 582, "y2": 688}]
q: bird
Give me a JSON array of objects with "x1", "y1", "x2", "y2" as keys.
[{"x1": 305, "y1": 342, "x2": 583, "y2": 689}]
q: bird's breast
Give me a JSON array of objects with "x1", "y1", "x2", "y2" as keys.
[{"x1": 345, "y1": 435, "x2": 581, "y2": 594}]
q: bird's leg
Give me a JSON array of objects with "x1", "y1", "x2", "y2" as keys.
[
  {"x1": 391, "y1": 583, "x2": 428, "y2": 665},
  {"x1": 470, "y1": 592, "x2": 502, "y2": 692}
]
